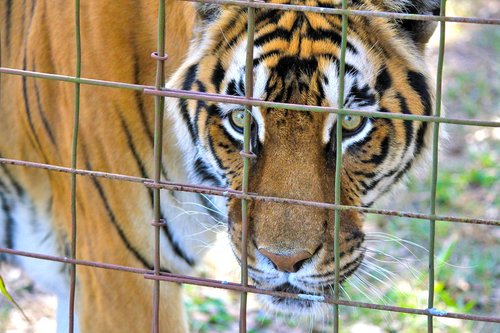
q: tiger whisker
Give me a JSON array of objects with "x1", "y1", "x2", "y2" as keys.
[
  {"x1": 346, "y1": 275, "x2": 378, "y2": 305},
  {"x1": 361, "y1": 248, "x2": 422, "y2": 280}
]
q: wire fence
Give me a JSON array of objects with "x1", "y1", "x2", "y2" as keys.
[{"x1": 0, "y1": 0, "x2": 499, "y2": 332}]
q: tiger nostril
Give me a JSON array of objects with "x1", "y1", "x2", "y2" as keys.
[
  {"x1": 258, "y1": 248, "x2": 313, "y2": 273},
  {"x1": 293, "y1": 258, "x2": 308, "y2": 272}
]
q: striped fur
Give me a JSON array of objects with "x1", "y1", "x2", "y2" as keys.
[{"x1": 1, "y1": 0, "x2": 438, "y2": 331}]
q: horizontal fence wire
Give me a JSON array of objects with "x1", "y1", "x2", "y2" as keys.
[
  {"x1": 0, "y1": 246, "x2": 498, "y2": 324},
  {"x1": 0, "y1": 245, "x2": 497, "y2": 325},
  {"x1": 0, "y1": 0, "x2": 498, "y2": 331},
  {"x1": 1, "y1": 68, "x2": 498, "y2": 128},
  {"x1": 186, "y1": 0, "x2": 500, "y2": 25},
  {"x1": 0, "y1": 157, "x2": 498, "y2": 227},
  {"x1": 143, "y1": 89, "x2": 499, "y2": 126}
]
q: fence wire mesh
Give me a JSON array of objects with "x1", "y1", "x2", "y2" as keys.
[{"x1": 0, "y1": 0, "x2": 499, "y2": 332}]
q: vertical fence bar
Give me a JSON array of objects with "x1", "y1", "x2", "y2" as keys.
[
  {"x1": 428, "y1": 1, "x2": 447, "y2": 332},
  {"x1": 240, "y1": 1, "x2": 255, "y2": 332},
  {"x1": 152, "y1": 1, "x2": 167, "y2": 333},
  {"x1": 333, "y1": 1, "x2": 349, "y2": 332},
  {"x1": 68, "y1": 1, "x2": 81, "y2": 332}
]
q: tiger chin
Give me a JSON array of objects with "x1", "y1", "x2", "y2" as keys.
[{"x1": 1, "y1": 0, "x2": 438, "y2": 332}]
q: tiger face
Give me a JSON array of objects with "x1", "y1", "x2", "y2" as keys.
[{"x1": 168, "y1": 0, "x2": 438, "y2": 314}]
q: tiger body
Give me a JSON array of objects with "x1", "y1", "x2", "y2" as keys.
[{"x1": 0, "y1": 0, "x2": 438, "y2": 332}]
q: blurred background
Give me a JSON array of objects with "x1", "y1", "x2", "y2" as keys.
[{"x1": 1, "y1": 1, "x2": 498, "y2": 332}]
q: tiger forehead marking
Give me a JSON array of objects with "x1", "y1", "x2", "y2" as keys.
[{"x1": 217, "y1": 10, "x2": 380, "y2": 147}]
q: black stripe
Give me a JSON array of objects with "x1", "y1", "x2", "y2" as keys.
[
  {"x1": 198, "y1": 194, "x2": 225, "y2": 223},
  {"x1": 5, "y1": 0, "x2": 13, "y2": 47},
  {"x1": 255, "y1": 9, "x2": 284, "y2": 27},
  {"x1": 33, "y1": 75, "x2": 57, "y2": 146},
  {"x1": 375, "y1": 66, "x2": 392, "y2": 97},
  {"x1": 118, "y1": 115, "x2": 197, "y2": 267},
  {"x1": 305, "y1": 26, "x2": 358, "y2": 54},
  {"x1": 0, "y1": 175, "x2": 7, "y2": 192},
  {"x1": 82, "y1": 150, "x2": 154, "y2": 270},
  {"x1": 360, "y1": 136, "x2": 390, "y2": 164},
  {"x1": 133, "y1": 58, "x2": 154, "y2": 145},
  {"x1": 362, "y1": 165, "x2": 399, "y2": 192},
  {"x1": 211, "y1": 61, "x2": 225, "y2": 93},
  {"x1": 0, "y1": 160, "x2": 23, "y2": 197},
  {"x1": 214, "y1": 13, "x2": 246, "y2": 54},
  {"x1": 414, "y1": 122, "x2": 428, "y2": 156},
  {"x1": 346, "y1": 82, "x2": 376, "y2": 107},
  {"x1": 22, "y1": 54, "x2": 42, "y2": 151},
  {"x1": 407, "y1": 71, "x2": 432, "y2": 156},
  {"x1": 90, "y1": 175, "x2": 156, "y2": 270},
  {"x1": 179, "y1": 64, "x2": 199, "y2": 142},
  {"x1": 194, "y1": 157, "x2": 222, "y2": 185},
  {"x1": 395, "y1": 94, "x2": 414, "y2": 151},
  {"x1": 226, "y1": 79, "x2": 239, "y2": 96},
  {"x1": 131, "y1": 59, "x2": 169, "y2": 181},
  {"x1": 344, "y1": 170, "x2": 363, "y2": 194},
  {"x1": 0, "y1": 192, "x2": 14, "y2": 249},
  {"x1": 161, "y1": 218, "x2": 195, "y2": 267},
  {"x1": 118, "y1": 113, "x2": 150, "y2": 181},
  {"x1": 407, "y1": 71, "x2": 432, "y2": 116}
]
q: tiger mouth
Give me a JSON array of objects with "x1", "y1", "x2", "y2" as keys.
[
  {"x1": 256, "y1": 255, "x2": 364, "y2": 313},
  {"x1": 265, "y1": 283, "x2": 319, "y2": 311}
]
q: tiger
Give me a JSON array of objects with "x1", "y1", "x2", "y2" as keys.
[{"x1": 0, "y1": 0, "x2": 440, "y2": 332}]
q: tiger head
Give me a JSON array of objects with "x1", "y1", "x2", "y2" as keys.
[{"x1": 167, "y1": 0, "x2": 438, "y2": 314}]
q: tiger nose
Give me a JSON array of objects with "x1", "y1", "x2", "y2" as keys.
[{"x1": 258, "y1": 248, "x2": 313, "y2": 273}]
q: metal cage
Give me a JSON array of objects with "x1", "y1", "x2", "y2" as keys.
[{"x1": 0, "y1": 1, "x2": 499, "y2": 332}]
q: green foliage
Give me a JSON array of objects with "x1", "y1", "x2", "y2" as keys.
[
  {"x1": 0, "y1": 274, "x2": 30, "y2": 323},
  {"x1": 184, "y1": 287, "x2": 234, "y2": 333}
]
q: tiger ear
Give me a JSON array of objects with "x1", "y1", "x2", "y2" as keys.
[
  {"x1": 194, "y1": 3, "x2": 221, "y2": 25},
  {"x1": 390, "y1": 0, "x2": 441, "y2": 44}
]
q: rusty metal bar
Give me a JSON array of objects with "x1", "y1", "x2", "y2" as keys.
[
  {"x1": 186, "y1": 0, "x2": 500, "y2": 25},
  {"x1": 0, "y1": 246, "x2": 498, "y2": 324},
  {"x1": 68, "y1": 1, "x2": 81, "y2": 332},
  {"x1": 427, "y1": 1, "x2": 448, "y2": 331},
  {"x1": 144, "y1": 88, "x2": 500, "y2": 128},
  {"x1": 239, "y1": 1, "x2": 256, "y2": 332},
  {"x1": 333, "y1": 0, "x2": 349, "y2": 330},
  {"x1": 151, "y1": 0, "x2": 167, "y2": 332},
  {"x1": 0, "y1": 68, "x2": 148, "y2": 90},
  {"x1": 1, "y1": 67, "x2": 498, "y2": 128},
  {"x1": 1, "y1": 158, "x2": 498, "y2": 227}
]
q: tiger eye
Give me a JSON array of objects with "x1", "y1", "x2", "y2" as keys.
[
  {"x1": 342, "y1": 115, "x2": 364, "y2": 132},
  {"x1": 230, "y1": 109, "x2": 246, "y2": 132}
]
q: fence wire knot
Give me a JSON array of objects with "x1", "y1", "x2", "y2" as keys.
[
  {"x1": 151, "y1": 52, "x2": 168, "y2": 61},
  {"x1": 151, "y1": 219, "x2": 166, "y2": 227}
]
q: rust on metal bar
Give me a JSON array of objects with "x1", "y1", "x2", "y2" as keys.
[
  {"x1": 0, "y1": 246, "x2": 498, "y2": 324},
  {"x1": 144, "y1": 88, "x2": 500, "y2": 128},
  {"x1": 186, "y1": 0, "x2": 500, "y2": 25},
  {"x1": 143, "y1": 273, "x2": 500, "y2": 324},
  {"x1": 1, "y1": 66, "x2": 498, "y2": 128},
  {"x1": 0, "y1": 158, "x2": 498, "y2": 226},
  {"x1": 151, "y1": 0, "x2": 168, "y2": 331},
  {"x1": 0, "y1": 67, "x2": 150, "y2": 91}
]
